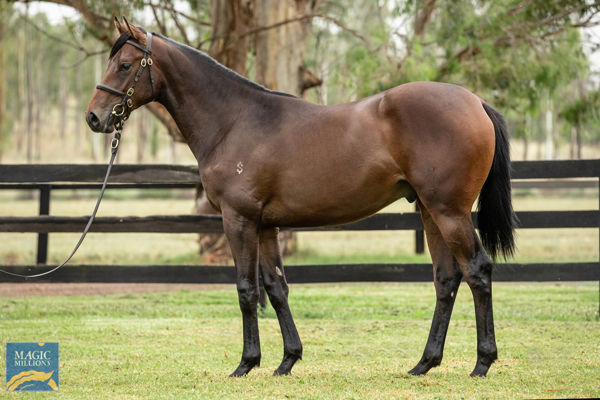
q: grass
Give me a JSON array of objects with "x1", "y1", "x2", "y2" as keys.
[
  {"x1": 0, "y1": 189, "x2": 598, "y2": 266},
  {"x1": 0, "y1": 282, "x2": 598, "y2": 399}
]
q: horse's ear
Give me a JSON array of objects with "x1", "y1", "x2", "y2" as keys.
[
  {"x1": 114, "y1": 16, "x2": 125, "y2": 34},
  {"x1": 122, "y1": 16, "x2": 145, "y2": 44}
]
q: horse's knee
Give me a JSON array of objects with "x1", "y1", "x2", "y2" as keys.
[{"x1": 237, "y1": 280, "x2": 259, "y2": 312}]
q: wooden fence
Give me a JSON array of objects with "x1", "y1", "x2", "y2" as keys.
[{"x1": 0, "y1": 160, "x2": 598, "y2": 284}]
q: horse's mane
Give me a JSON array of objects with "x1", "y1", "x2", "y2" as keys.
[{"x1": 152, "y1": 32, "x2": 296, "y2": 99}]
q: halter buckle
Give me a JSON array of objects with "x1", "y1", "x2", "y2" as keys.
[
  {"x1": 147, "y1": 57, "x2": 153, "y2": 66},
  {"x1": 126, "y1": 88, "x2": 134, "y2": 97},
  {"x1": 126, "y1": 98, "x2": 133, "y2": 108},
  {"x1": 141, "y1": 58, "x2": 147, "y2": 67},
  {"x1": 111, "y1": 137, "x2": 120, "y2": 149}
]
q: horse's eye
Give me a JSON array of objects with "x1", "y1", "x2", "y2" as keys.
[{"x1": 119, "y1": 63, "x2": 132, "y2": 72}]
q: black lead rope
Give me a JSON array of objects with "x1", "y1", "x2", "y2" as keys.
[{"x1": 0, "y1": 130, "x2": 122, "y2": 279}]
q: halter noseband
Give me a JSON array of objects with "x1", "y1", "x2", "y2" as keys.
[{"x1": 96, "y1": 31, "x2": 156, "y2": 128}]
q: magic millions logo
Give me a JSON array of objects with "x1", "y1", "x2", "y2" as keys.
[{"x1": 5, "y1": 342, "x2": 59, "y2": 392}]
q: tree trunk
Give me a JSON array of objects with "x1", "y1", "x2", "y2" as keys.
[
  {"x1": 16, "y1": 17, "x2": 25, "y2": 152},
  {"x1": 523, "y1": 115, "x2": 531, "y2": 161},
  {"x1": 195, "y1": 0, "x2": 321, "y2": 264},
  {"x1": 73, "y1": 62, "x2": 82, "y2": 147},
  {"x1": 59, "y1": 61, "x2": 68, "y2": 141},
  {"x1": 253, "y1": 0, "x2": 320, "y2": 96},
  {"x1": 25, "y1": 4, "x2": 33, "y2": 163},
  {"x1": 208, "y1": 0, "x2": 251, "y2": 74},
  {"x1": 34, "y1": 42, "x2": 43, "y2": 161},
  {"x1": 0, "y1": 4, "x2": 4, "y2": 161},
  {"x1": 137, "y1": 109, "x2": 148, "y2": 163},
  {"x1": 575, "y1": 122, "x2": 582, "y2": 159},
  {"x1": 91, "y1": 53, "x2": 102, "y2": 160},
  {"x1": 569, "y1": 126, "x2": 575, "y2": 159},
  {"x1": 544, "y1": 95, "x2": 554, "y2": 160}
]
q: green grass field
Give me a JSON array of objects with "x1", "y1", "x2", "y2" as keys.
[{"x1": 0, "y1": 282, "x2": 598, "y2": 399}]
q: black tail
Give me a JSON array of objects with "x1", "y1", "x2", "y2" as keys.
[{"x1": 478, "y1": 102, "x2": 518, "y2": 260}]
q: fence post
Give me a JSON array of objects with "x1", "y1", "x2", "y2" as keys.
[
  {"x1": 414, "y1": 202, "x2": 424, "y2": 254},
  {"x1": 36, "y1": 184, "x2": 51, "y2": 264}
]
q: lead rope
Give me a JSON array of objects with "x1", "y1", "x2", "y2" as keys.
[{"x1": 0, "y1": 128, "x2": 122, "y2": 279}]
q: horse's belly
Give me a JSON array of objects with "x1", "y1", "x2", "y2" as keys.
[{"x1": 261, "y1": 178, "x2": 414, "y2": 228}]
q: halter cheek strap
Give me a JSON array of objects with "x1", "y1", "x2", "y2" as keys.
[{"x1": 96, "y1": 31, "x2": 156, "y2": 126}]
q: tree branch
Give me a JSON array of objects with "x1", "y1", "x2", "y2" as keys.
[
  {"x1": 436, "y1": 3, "x2": 600, "y2": 79},
  {"x1": 34, "y1": 0, "x2": 113, "y2": 44},
  {"x1": 168, "y1": 6, "x2": 191, "y2": 46},
  {"x1": 203, "y1": 12, "x2": 372, "y2": 63},
  {"x1": 141, "y1": 0, "x2": 211, "y2": 27},
  {"x1": 413, "y1": 0, "x2": 436, "y2": 37}
]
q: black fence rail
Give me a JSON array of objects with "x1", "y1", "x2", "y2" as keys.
[{"x1": 0, "y1": 160, "x2": 598, "y2": 284}]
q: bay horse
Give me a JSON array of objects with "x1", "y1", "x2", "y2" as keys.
[{"x1": 86, "y1": 18, "x2": 516, "y2": 378}]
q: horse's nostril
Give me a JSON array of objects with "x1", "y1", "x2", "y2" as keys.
[{"x1": 87, "y1": 111, "x2": 101, "y2": 130}]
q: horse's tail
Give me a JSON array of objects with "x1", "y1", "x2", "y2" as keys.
[{"x1": 477, "y1": 102, "x2": 518, "y2": 260}]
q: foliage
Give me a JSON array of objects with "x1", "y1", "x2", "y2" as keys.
[
  {"x1": 306, "y1": 0, "x2": 600, "y2": 150},
  {"x1": 2, "y1": 0, "x2": 600, "y2": 160}
]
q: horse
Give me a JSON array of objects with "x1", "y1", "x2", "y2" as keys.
[{"x1": 86, "y1": 17, "x2": 517, "y2": 378}]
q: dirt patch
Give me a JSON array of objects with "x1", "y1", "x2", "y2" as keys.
[{"x1": 0, "y1": 283, "x2": 232, "y2": 297}]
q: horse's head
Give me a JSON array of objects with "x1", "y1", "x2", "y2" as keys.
[{"x1": 86, "y1": 17, "x2": 157, "y2": 133}]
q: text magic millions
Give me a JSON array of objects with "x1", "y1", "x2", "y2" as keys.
[{"x1": 13, "y1": 349, "x2": 53, "y2": 367}]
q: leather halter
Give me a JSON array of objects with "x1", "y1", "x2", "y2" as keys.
[{"x1": 96, "y1": 31, "x2": 156, "y2": 127}]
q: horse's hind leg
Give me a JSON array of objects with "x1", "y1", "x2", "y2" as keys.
[
  {"x1": 409, "y1": 202, "x2": 463, "y2": 375},
  {"x1": 258, "y1": 227, "x2": 303, "y2": 375},
  {"x1": 425, "y1": 207, "x2": 498, "y2": 377}
]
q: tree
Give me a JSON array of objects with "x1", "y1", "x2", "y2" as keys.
[
  {"x1": 309, "y1": 0, "x2": 600, "y2": 158},
  {"x1": 0, "y1": 3, "x2": 4, "y2": 161}
]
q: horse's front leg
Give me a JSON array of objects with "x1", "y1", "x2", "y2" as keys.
[{"x1": 222, "y1": 208, "x2": 261, "y2": 377}]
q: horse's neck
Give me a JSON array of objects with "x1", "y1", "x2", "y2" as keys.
[{"x1": 156, "y1": 45, "x2": 256, "y2": 165}]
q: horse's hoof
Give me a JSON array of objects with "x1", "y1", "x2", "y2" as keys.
[
  {"x1": 273, "y1": 353, "x2": 300, "y2": 376},
  {"x1": 408, "y1": 364, "x2": 428, "y2": 376},
  {"x1": 229, "y1": 368, "x2": 248, "y2": 378},
  {"x1": 469, "y1": 363, "x2": 490, "y2": 377},
  {"x1": 273, "y1": 368, "x2": 291, "y2": 376},
  {"x1": 229, "y1": 359, "x2": 260, "y2": 377}
]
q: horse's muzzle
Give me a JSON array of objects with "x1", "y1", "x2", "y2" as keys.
[{"x1": 86, "y1": 110, "x2": 114, "y2": 134}]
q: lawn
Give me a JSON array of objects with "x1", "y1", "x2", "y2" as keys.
[{"x1": 0, "y1": 282, "x2": 598, "y2": 399}]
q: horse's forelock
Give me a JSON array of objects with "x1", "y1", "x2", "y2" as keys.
[{"x1": 109, "y1": 32, "x2": 131, "y2": 59}]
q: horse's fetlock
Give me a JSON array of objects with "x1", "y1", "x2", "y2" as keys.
[
  {"x1": 242, "y1": 352, "x2": 261, "y2": 367},
  {"x1": 477, "y1": 344, "x2": 497, "y2": 363},
  {"x1": 421, "y1": 351, "x2": 442, "y2": 367},
  {"x1": 285, "y1": 343, "x2": 303, "y2": 360}
]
